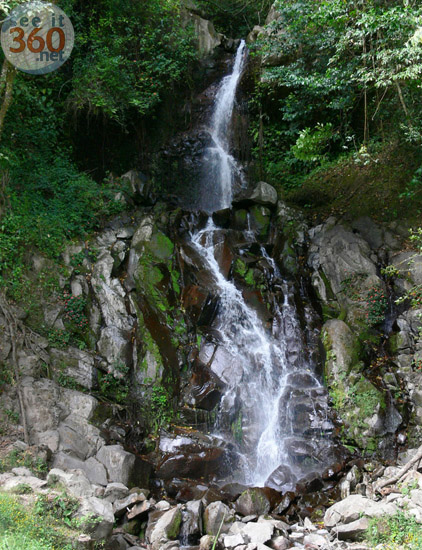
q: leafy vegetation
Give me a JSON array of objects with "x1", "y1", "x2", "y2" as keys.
[
  {"x1": 366, "y1": 511, "x2": 422, "y2": 549},
  {"x1": 251, "y1": 0, "x2": 422, "y2": 216}
]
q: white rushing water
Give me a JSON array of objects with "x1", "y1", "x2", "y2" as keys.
[
  {"x1": 192, "y1": 42, "x2": 330, "y2": 487},
  {"x1": 203, "y1": 40, "x2": 247, "y2": 211}
]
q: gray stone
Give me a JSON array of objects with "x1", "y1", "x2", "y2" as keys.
[
  {"x1": 204, "y1": 501, "x2": 233, "y2": 535},
  {"x1": 270, "y1": 535, "x2": 290, "y2": 550},
  {"x1": 181, "y1": 8, "x2": 223, "y2": 56},
  {"x1": 156, "y1": 500, "x2": 171, "y2": 511},
  {"x1": 224, "y1": 533, "x2": 246, "y2": 547},
  {"x1": 11, "y1": 467, "x2": 33, "y2": 477},
  {"x1": 242, "y1": 521, "x2": 274, "y2": 545},
  {"x1": 113, "y1": 492, "x2": 148, "y2": 517},
  {"x1": 199, "y1": 535, "x2": 214, "y2": 550},
  {"x1": 50, "y1": 348, "x2": 97, "y2": 390},
  {"x1": 1, "y1": 475, "x2": 47, "y2": 491},
  {"x1": 127, "y1": 500, "x2": 151, "y2": 520},
  {"x1": 147, "y1": 506, "x2": 182, "y2": 550},
  {"x1": 47, "y1": 468, "x2": 95, "y2": 498},
  {"x1": 97, "y1": 326, "x2": 131, "y2": 366},
  {"x1": 104, "y1": 482, "x2": 129, "y2": 502},
  {"x1": 77, "y1": 496, "x2": 114, "y2": 540},
  {"x1": 58, "y1": 416, "x2": 103, "y2": 460},
  {"x1": 53, "y1": 453, "x2": 107, "y2": 486},
  {"x1": 96, "y1": 445, "x2": 151, "y2": 488},
  {"x1": 91, "y1": 250, "x2": 133, "y2": 332},
  {"x1": 324, "y1": 495, "x2": 398, "y2": 528},
  {"x1": 34, "y1": 429, "x2": 60, "y2": 452},
  {"x1": 61, "y1": 388, "x2": 98, "y2": 420},
  {"x1": 21, "y1": 378, "x2": 61, "y2": 436},
  {"x1": 235, "y1": 488, "x2": 271, "y2": 517},
  {"x1": 332, "y1": 517, "x2": 370, "y2": 541},
  {"x1": 303, "y1": 533, "x2": 329, "y2": 547},
  {"x1": 250, "y1": 182, "x2": 278, "y2": 207}
]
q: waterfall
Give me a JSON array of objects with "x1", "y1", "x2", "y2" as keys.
[
  {"x1": 201, "y1": 40, "x2": 247, "y2": 212},
  {"x1": 191, "y1": 42, "x2": 334, "y2": 489}
]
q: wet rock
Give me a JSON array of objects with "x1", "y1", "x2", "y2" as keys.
[
  {"x1": 265, "y1": 465, "x2": 295, "y2": 492},
  {"x1": 249, "y1": 205, "x2": 271, "y2": 239},
  {"x1": 157, "y1": 435, "x2": 228, "y2": 481},
  {"x1": 203, "y1": 501, "x2": 233, "y2": 535},
  {"x1": 180, "y1": 500, "x2": 203, "y2": 545},
  {"x1": 184, "y1": 359, "x2": 223, "y2": 411},
  {"x1": 120, "y1": 170, "x2": 155, "y2": 205},
  {"x1": 235, "y1": 488, "x2": 272, "y2": 516},
  {"x1": 212, "y1": 208, "x2": 232, "y2": 228},
  {"x1": 146, "y1": 506, "x2": 182, "y2": 550}
]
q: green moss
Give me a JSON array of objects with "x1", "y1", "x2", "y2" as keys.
[
  {"x1": 231, "y1": 411, "x2": 243, "y2": 443},
  {"x1": 150, "y1": 231, "x2": 174, "y2": 260},
  {"x1": 249, "y1": 205, "x2": 271, "y2": 238},
  {"x1": 166, "y1": 508, "x2": 182, "y2": 540}
]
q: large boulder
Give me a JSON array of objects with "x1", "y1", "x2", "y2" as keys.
[
  {"x1": 50, "y1": 348, "x2": 97, "y2": 390},
  {"x1": 322, "y1": 319, "x2": 393, "y2": 451},
  {"x1": 146, "y1": 506, "x2": 182, "y2": 550},
  {"x1": 96, "y1": 445, "x2": 152, "y2": 488},
  {"x1": 250, "y1": 182, "x2": 278, "y2": 207},
  {"x1": 324, "y1": 495, "x2": 398, "y2": 528},
  {"x1": 47, "y1": 468, "x2": 95, "y2": 499},
  {"x1": 203, "y1": 501, "x2": 234, "y2": 535},
  {"x1": 77, "y1": 496, "x2": 115, "y2": 540}
]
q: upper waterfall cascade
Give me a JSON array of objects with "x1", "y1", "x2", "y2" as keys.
[{"x1": 201, "y1": 40, "x2": 247, "y2": 213}]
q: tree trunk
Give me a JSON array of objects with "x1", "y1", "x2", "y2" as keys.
[{"x1": 0, "y1": 60, "x2": 17, "y2": 142}]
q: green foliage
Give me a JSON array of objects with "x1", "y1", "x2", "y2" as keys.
[
  {"x1": 35, "y1": 493, "x2": 79, "y2": 528},
  {"x1": 366, "y1": 511, "x2": 422, "y2": 549},
  {"x1": 0, "y1": 449, "x2": 47, "y2": 477},
  {"x1": 11, "y1": 483, "x2": 33, "y2": 495},
  {"x1": 149, "y1": 384, "x2": 172, "y2": 433},
  {"x1": 62, "y1": 292, "x2": 88, "y2": 330},
  {"x1": 340, "y1": 272, "x2": 387, "y2": 326},
  {"x1": 292, "y1": 123, "x2": 334, "y2": 163},
  {"x1": 99, "y1": 361, "x2": 130, "y2": 403},
  {"x1": 0, "y1": 489, "x2": 95, "y2": 550},
  {"x1": 365, "y1": 286, "x2": 388, "y2": 326},
  {"x1": 68, "y1": 0, "x2": 197, "y2": 124},
  {"x1": 251, "y1": 0, "x2": 422, "y2": 191},
  {"x1": 194, "y1": 0, "x2": 272, "y2": 36},
  {"x1": 47, "y1": 329, "x2": 71, "y2": 350}
]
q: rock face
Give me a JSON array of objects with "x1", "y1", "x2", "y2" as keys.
[{"x1": 322, "y1": 319, "x2": 388, "y2": 451}]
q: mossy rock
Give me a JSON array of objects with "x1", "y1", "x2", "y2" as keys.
[{"x1": 249, "y1": 205, "x2": 271, "y2": 238}]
